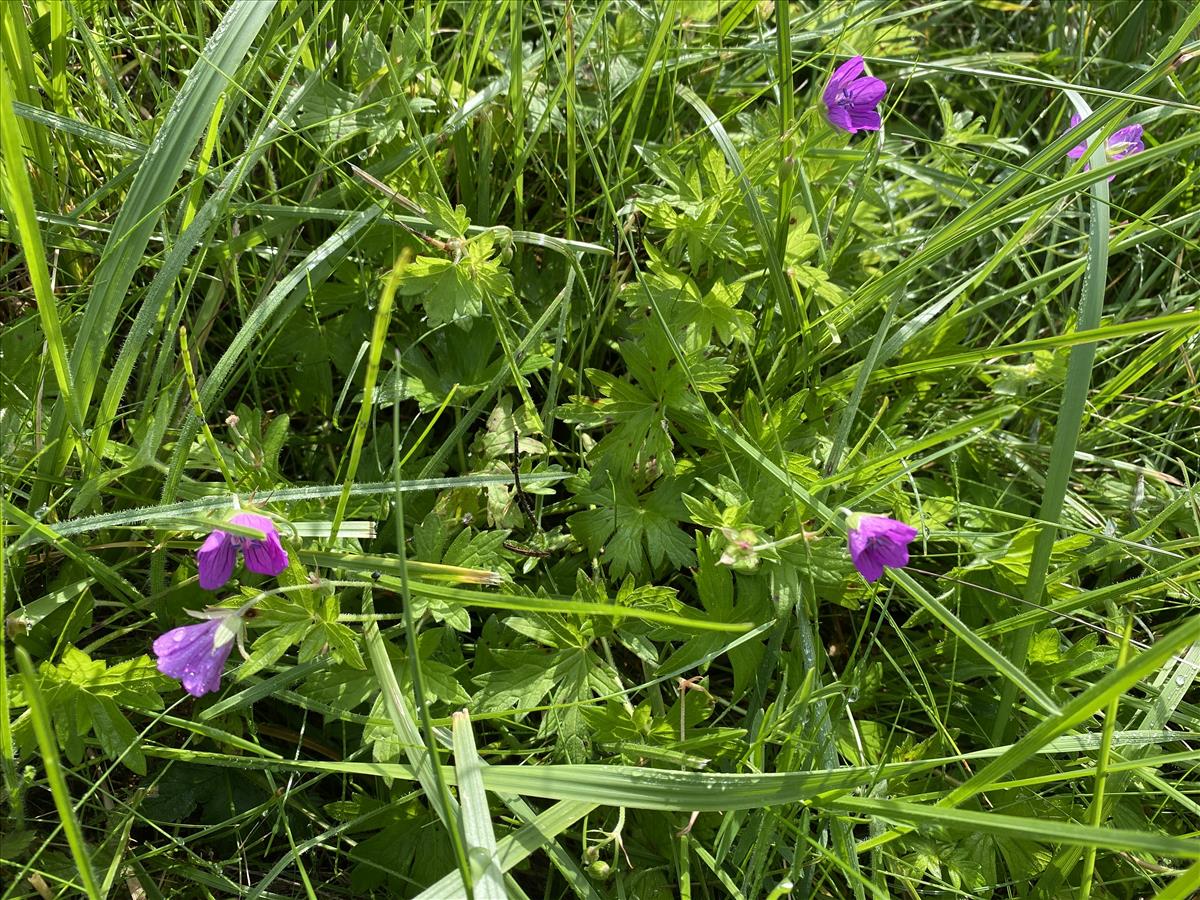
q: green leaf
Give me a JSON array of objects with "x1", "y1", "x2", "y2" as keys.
[
  {"x1": 241, "y1": 622, "x2": 309, "y2": 678},
  {"x1": 442, "y1": 527, "x2": 510, "y2": 572},
  {"x1": 544, "y1": 650, "x2": 593, "y2": 762},
  {"x1": 416, "y1": 193, "x2": 471, "y2": 238},
  {"x1": 12, "y1": 648, "x2": 163, "y2": 773},
  {"x1": 320, "y1": 621, "x2": 367, "y2": 670},
  {"x1": 82, "y1": 694, "x2": 145, "y2": 774},
  {"x1": 569, "y1": 473, "x2": 696, "y2": 579},
  {"x1": 414, "y1": 511, "x2": 448, "y2": 561},
  {"x1": 471, "y1": 652, "x2": 562, "y2": 714},
  {"x1": 396, "y1": 231, "x2": 513, "y2": 328}
]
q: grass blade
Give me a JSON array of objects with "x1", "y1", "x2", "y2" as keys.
[
  {"x1": 33, "y1": 0, "x2": 277, "y2": 505},
  {"x1": 0, "y1": 64, "x2": 79, "y2": 431},
  {"x1": 15, "y1": 648, "x2": 103, "y2": 899},
  {"x1": 828, "y1": 796, "x2": 1200, "y2": 859},
  {"x1": 451, "y1": 710, "x2": 506, "y2": 898},
  {"x1": 993, "y1": 88, "x2": 1113, "y2": 743}
]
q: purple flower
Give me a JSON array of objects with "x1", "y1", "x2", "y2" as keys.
[
  {"x1": 823, "y1": 56, "x2": 887, "y2": 134},
  {"x1": 847, "y1": 513, "x2": 917, "y2": 583},
  {"x1": 1065, "y1": 114, "x2": 1144, "y2": 181},
  {"x1": 197, "y1": 512, "x2": 289, "y2": 590},
  {"x1": 152, "y1": 610, "x2": 244, "y2": 697}
]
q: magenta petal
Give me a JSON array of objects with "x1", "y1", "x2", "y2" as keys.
[
  {"x1": 229, "y1": 512, "x2": 274, "y2": 538},
  {"x1": 153, "y1": 619, "x2": 233, "y2": 697},
  {"x1": 1108, "y1": 124, "x2": 1144, "y2": 160},
  {"x1": 197, "y1": 531, "x2": 236, "y2": 590},
  {"x1": 846, "y1": 77, "x2": 887, "y2": 107},
  {"x1": 231, "y1": 513, "x2": 289, "y2": 576},
  {"x1": 871, "y1": 539, "x2": 911, "y2": 569},
  {"x1": 846, "y1": 108, "x2": 882, "y2": 132},
  {"x1": 1065, "y1": 114, "x2": 1088, "y2": 159},
  {"x1": 826, "y1": 105, "x2": 855, "y2": 133},
  {"x1": 822, "y1": 58, "x2": 885, "y2": 135},
  {"x1": 853, "y1": 548, "x2": 885, "y2": 583},
  {"x1": 832, "y1": 56, "x2": 865, "y2": 82},
  {"x1": 848, "y1": 526, "x2": 871, "y2": 560},
  {"x1": 1110, "y1": 123, "x2": 1143, "y2": 145},
  {"x1": 848, "y1": 515, "x2": 917, "y2": 582},
  {"x1": 823, "y1": 56, "x2": 865, "y2": 106},
  {"x1": 857, "y1": 515, "x2": 916, "y2": 542},
  {"x1": 242, "y1": 532, "x2": 289, "y2": 576}
]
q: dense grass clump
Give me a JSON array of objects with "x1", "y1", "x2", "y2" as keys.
[{"x1": 3, "y1": 1, "x2": 1199, "y2": 897}]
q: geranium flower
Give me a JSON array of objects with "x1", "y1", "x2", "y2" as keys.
[
  {"x1": 823, "y1": 56, "x2": 887, "y2": 134},
  {"x1": 197, "y1": 512, "x2": 289, "y2": 590},
  {"x1": 152, "y1": 608, "x2": 246, "y2": 697},
  {"x1": 1065, "y1": 114, "x2": 1144, "y2": 181},
  {"x1": 847, "y1": 513, "x2": 917, "y2": 582}
]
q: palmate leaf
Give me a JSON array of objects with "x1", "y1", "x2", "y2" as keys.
[
  {"x1": 11, "y1": 648, "x2": 165, "y2": 774},
  {"x1": 408, "y1": 512, "x2": 512, "y2": 630},
  {"x1": 561, "y1": 375, "x2": 675, "y2": 476},
  {"x1": 301, "y1": 628, "x2": 468, "y2": 720},
  {"x1": 633, "y1": 144, "x2": 747, "y2": 267},
  {"x1": 471, "y1": 650, "x2": 563, "y2": 714},
  {"x1": 381, "y1": 319, "x2": 550, "y2": 411},
  {"x1": 559, "y1": 253, "x2": 738, "y2": 479},
  {"x1": 472, "y1": 640, "x2": 624, "y2": 761},
  {"x1": 416, "y1": 192, "x2": 471, "y2": 238},
  {"x1": 396, "y1": 230, "x2": 513, "y2": 328},
  {"x1": 543, "y1": 649, "x2": 593, "y2": 763},
  {"x1": 654, "y1": 537, "x2": 770, "y2": 696},
  {"x1": 568, "y1": 471, "x2": 695, "y2": 579},
  {"x1": 623, "y1": 255, "x2": 753, "y2": 349},
  {"x1": 242, "y1": 593, "x2": 365, "y2": 678},
  {"x1": 560, "y1": 343, "x2": 733, "y2": 478}
]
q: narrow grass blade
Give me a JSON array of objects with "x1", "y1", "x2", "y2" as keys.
[
  {"x1": 1078, "y1": 618, "x2": 1133, "y2": 896},
  {"x1": 87, "y1": 54, "x2": 323, "y2": 474},
  {"x1": 815, "y1": 7, "x2": 1200, "y2": 483},
  {"x1": 473, "y1": 762, "x2": 910, "y2": 811},
  {"x1": 11, "y1": 99, "x2": 147, "y2": 155},
  {"x1": 890, "y1": 570, "x2": 1060, "y2": 716},
  {"x1": 14, "y1": 472, "x2": 568, "y2": 548},
  {"x1": 0, "y1": 493, "x2": 17, "y2": 793},
  {"x1": 1153, "y1": 861, "x2": 1200, "y2": 900},
  {"x1": 369, "y1": 571, "x2": 752, "y2": 633},
  {"x1": 834, "y1": 310, "x2": 1200, "y2": 390},
  {"x1": 859, "y1": 612, "x2": 1200, "y2": 852},
  {"x1": 0, "y1": 65, "x2": 79, "y2": 431},
  {"x1": 827, "y1": 796, "x2": 1200, "y2": 859},
  {"x1": 34, "y1": 0, "x2": 276, "y2": 505},
  {"x1": 823, "y1": 289, "x2": 901, "y2": 478},
  {"x1": 381, "y1": 356, "x2": 473, "y2": 885},
  {"x1": 331, "y1": 252, "x2": 408, "y2": 533},
  {"x1": 994, "y1": 89, "x2": 1112, "y2": 743},
  {"x1": 451, "y1": 710, "x2": 506, "y2": 898},
  {"x1": 152, "y1": 208, "x2": 381, "y2": 591},
  {"x1": 676, "y1": 84, "x2": 798, "y2": 336},
  {"x1": 417, "y1": 799, "x2": 599, "y2": 900},
  {"x1": 15, "y1": 648, "x2": 103, "y2": 899},
  {"x1": 5, "y1": 502, "x2": 140, "y2": 605},
  {"x1": 0, "y1": 3, "x2": 52, "y2": 174},
  {"x1": 362, "y1": 616, "x2": 460, "y2": 828}
]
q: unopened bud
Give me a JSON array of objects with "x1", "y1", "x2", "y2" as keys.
[{"x1": 718, "y1": 527, "x2": 761, "y2": 570}]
